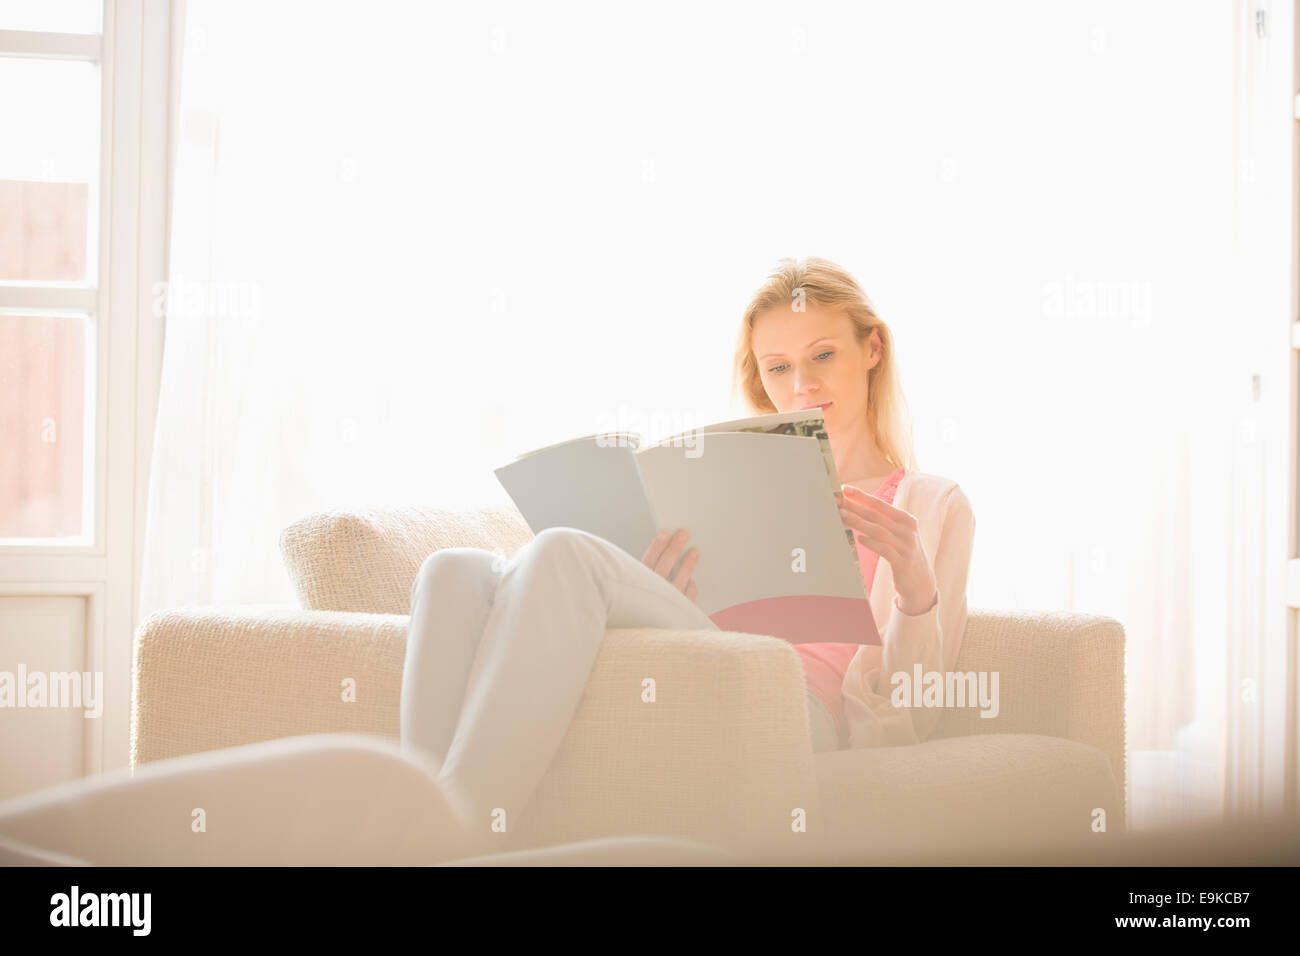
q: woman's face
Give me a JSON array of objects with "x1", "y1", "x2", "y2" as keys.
[{"x1": 751, "y1": 300, "x2": 881, "y2": 436}]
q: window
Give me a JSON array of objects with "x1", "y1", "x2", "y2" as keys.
[{"x1": 0, "y1": 6, "x2": 103, "y2": 543}]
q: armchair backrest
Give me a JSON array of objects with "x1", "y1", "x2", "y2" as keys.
[{"x1": 279, "y1": 505, "x2": 535, "y2": 614}]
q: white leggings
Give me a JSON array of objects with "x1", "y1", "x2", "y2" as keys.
[{"x1": 399, "y1": 525, "x2": 840, "y2": 834}]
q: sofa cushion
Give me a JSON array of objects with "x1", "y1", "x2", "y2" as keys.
[
  {"x1": 279, "y1": 506, "x2": 535, "y2": 614},
  {"x1": 814, "y1": 732, "x2": 1123, "y2": 859}
]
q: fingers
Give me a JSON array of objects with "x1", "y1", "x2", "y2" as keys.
[
  {"x1": 838, "y1": 507, "x2": 902, "y2": 563},
  {"x1": 840, "y1": 495, "x2": 913, "y2": 539},
  {"x1": 653, "y1": 529, "x2": 690, "y2": 579},
  {"x1": 854, "y1": 531, "x2": 901, "y2": 564},
  {"x1": 670, "y1": 544, "x2": 701, "y2": 594},
  {"x1": 641, "y1": 534, "x2": 665, "y2": 566},
  {"x1": 643, "y1": 529, "x2": 698, "y2": 594},
  {"x1": 639, "y1": 530, "x2": 681, "y2": 567},
  {"x1": 841, "y1": 483, "x2": 918, "y2": 531},
  {"x1": 837, "y1": 499, "x2": 898, "y2": 537},
  {"x1": 685, "y1": 578, "x2": 698, "y2": 602}
]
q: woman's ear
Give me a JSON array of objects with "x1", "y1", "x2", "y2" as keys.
[{"x1": 862, "y1": 327, "x2": 883, "y2": 369}]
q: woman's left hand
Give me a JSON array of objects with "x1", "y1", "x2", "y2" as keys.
[{"x1": 838, "y1": 483, "x2": 938, "y2": 616}]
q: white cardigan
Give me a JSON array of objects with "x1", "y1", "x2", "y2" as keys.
[{"x1": 840, "y1": 471, "x2": 977, "y2": 748}]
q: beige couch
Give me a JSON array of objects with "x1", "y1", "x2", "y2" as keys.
[{"x1": 125, "y1": 504, "x2": 1127, "y2": 862}]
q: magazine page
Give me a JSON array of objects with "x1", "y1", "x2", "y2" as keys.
[
  {"x1": 635, "y1": 431, "x2": 880, "y2": 645},
  {"x1": 647, "y1": 408, "x2": 862, "y2": 579},
  {"x1": 646, "y1": 408, "x2": 823, "y2": 451},
  {"x1": 494, "y1": 436, "x2": 658, "y2": 558}
]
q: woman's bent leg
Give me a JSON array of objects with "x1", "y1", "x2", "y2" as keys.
[
  {"x1": 400, "y1": 548, "x2": 500, "y2": 764},
  {"x1": 436, "y1": 526, "x2": 717, "y2": 840}
]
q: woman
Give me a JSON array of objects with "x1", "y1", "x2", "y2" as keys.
[
  {"x1": 737, "y1": 257, "x2": 976, "y2": 752},
  {"x1": 400, "y1": 256, "x2": 975, "y2": 849}
]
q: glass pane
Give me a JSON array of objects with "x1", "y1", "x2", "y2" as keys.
[
  {"x1": 0, "y1": 57, "x2": 99, "y2": 281},
  {"x1": 0, "y1": 313, "x2": 90, "y2": 540},
  {"x1": 0, "y1": 0, "x2": 102, "y2": 34}
]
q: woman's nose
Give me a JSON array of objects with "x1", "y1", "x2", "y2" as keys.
[{"x1": 793, "y1": 369, "x2": 820, "y2": 394}]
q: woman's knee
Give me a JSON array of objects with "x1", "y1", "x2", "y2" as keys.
[
  {"x1": 411, "y1": 548, "x2": 500, "y2": 607},
  {"x1": 525, "y1": 526, "x2": 605, "y2": 567}
]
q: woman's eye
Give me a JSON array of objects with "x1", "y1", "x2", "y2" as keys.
[{"x1": 767, "y1": 352, "x2": 830, "y2": 374}]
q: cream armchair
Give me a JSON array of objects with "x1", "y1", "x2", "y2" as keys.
[{"x1": 123, "y1": 504, "x2": 1126, "y2": 861}]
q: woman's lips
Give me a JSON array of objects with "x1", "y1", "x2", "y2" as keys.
[{"x1": 802, "y1": 402, "x2": 832, "y2": 410}]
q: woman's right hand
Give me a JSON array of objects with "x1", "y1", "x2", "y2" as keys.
[{"x1": 642, "y1": 528, "x2": 700, "y2": 603}]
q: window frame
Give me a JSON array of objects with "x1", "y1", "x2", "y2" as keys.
[{"x1": 0, "y1": 0, "x2": 174, "y2": 776}]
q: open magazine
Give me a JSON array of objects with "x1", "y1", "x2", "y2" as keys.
[{"x1": 493, "y1": 409, "x2": 880, "y2": 646}]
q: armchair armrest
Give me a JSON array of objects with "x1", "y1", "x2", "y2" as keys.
[
  {"x1": 519, "y1": 626, "x2": 821, "y2": 855},
  {"x1": 132, "y1": 607, "x2": 408, "y2": 765},
  {"x1": 934, "y1": 608, "x2": 1127, "y2": 817},
  {"x1": 132, "y1": 609, "x2": 821, "y2": 856}
]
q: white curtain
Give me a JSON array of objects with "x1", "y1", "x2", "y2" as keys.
[{"x1": 138, "y1": 0, "x2": 1293, "y2": 829}]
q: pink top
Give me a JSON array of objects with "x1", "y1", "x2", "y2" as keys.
[
  {"x1": 840, "y1": 472, "x2": 976, "y2": 748},
  {"x1": 795, "y1": 467, "x2": 906, "y2": 737}
]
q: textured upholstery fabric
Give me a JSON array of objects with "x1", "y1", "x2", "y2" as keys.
[
  {"x1": 278, "y1": 505, "x2": 535, "y2": 615},
  {"x1": 933, "y1": 607, "x2": 1127, "y2": 823},
  {"x1": 132, "y1": 607, "x2": 409, "y2": 762},
  {"x1": 815, "y1": 733, "x2": 1124, "y2": 858},
  {"x1": 132, "y1": 610, "x2": 823, "y2": 856}
]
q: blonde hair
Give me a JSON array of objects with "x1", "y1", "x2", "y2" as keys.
[{"x1": 732, "y1": 256, "x2": 917, "y2": 473}]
